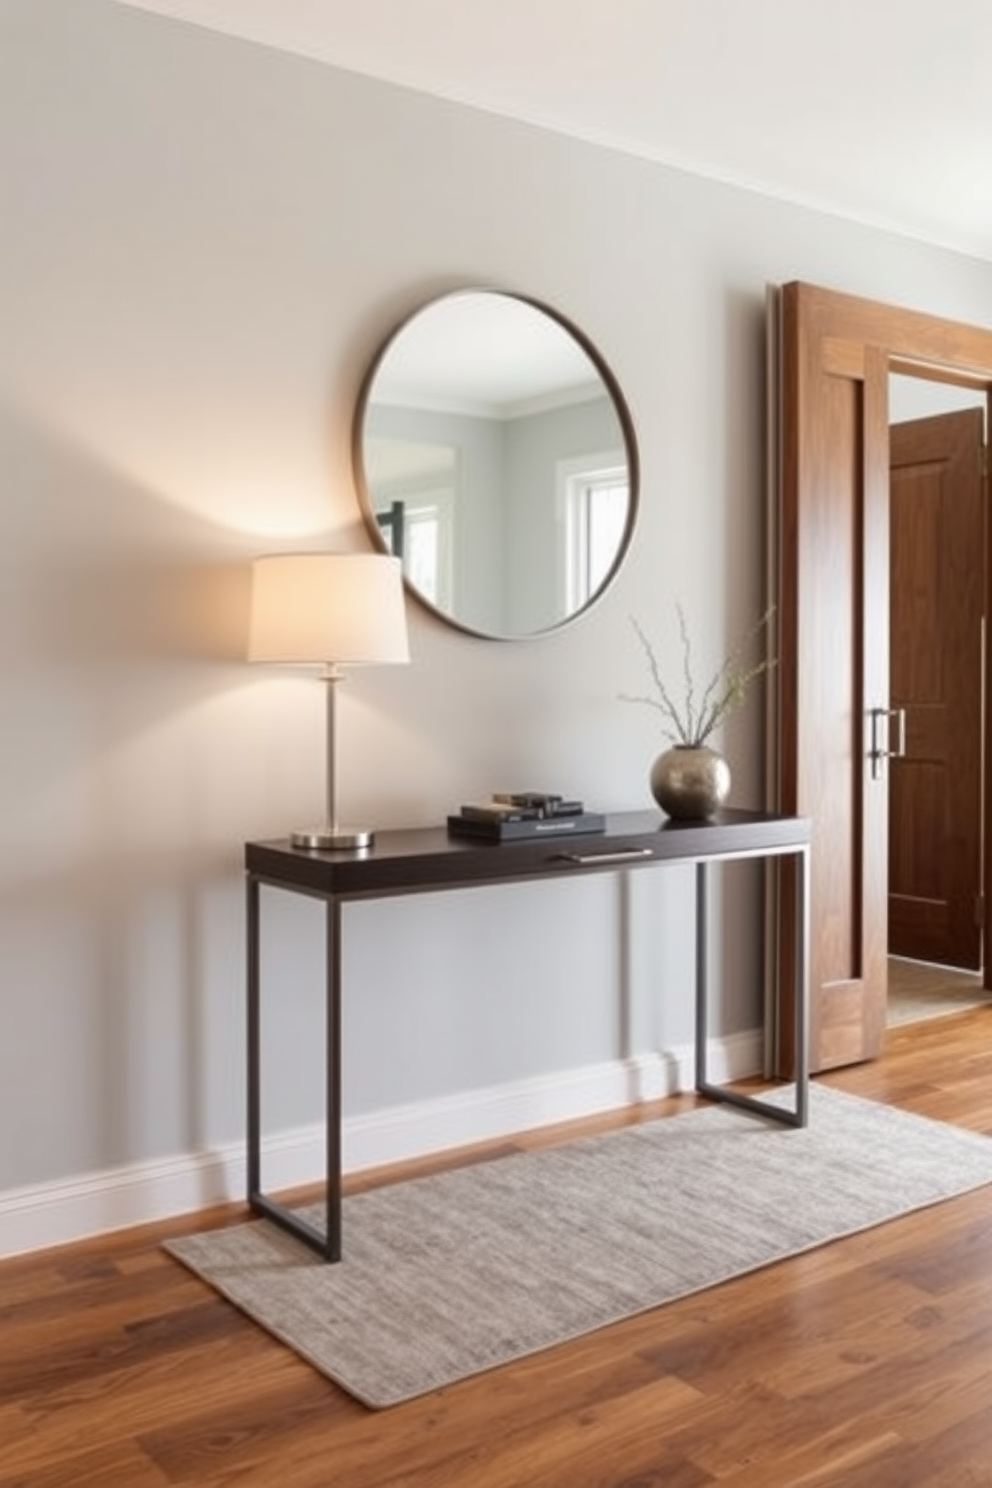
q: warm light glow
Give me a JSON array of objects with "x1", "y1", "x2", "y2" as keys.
[{"x1": 248, "y1": 553, "x2": 410, "y2": 666}]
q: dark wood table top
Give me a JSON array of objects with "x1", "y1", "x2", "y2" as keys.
[{"x1": 246, "y1": 808, "x2": 811, "y2": 902}]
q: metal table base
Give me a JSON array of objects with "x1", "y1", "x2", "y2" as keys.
[{"x1": 245, "y1": 810, "x2": 810, "y2": 1263}]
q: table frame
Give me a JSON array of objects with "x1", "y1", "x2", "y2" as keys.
[{"x1": 246, "y1": 809, "x2": 810, "y2": 1262}]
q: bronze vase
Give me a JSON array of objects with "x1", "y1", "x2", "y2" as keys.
[{"x1": 650, "y1": 745, "x2": 731, "y2": 820}]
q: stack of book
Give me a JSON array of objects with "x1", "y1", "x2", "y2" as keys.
[{"x1": 447, "y1": 792, "x2": 606, "y2": 842}]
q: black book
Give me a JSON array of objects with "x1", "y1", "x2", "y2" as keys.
[
  {"x1": 492, "y1": 792, "x2": 585, "y2": 817},
  {"x1": 458, "y1": 801, "x2": 542, "y2": 823},
  {"x1": 447, "y1": 812, "x2": 606, "y2": 842}
]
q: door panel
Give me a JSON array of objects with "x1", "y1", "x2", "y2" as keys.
[
  {"x1": 772, "y1": 283, "x2": 992, "y2": 1073},
  {"x1": 889, "y1": 409, "x2": 984, "y2": 968},
  {"x1": 774, "y1": 289, "x2": 889, "y2": 1071}
]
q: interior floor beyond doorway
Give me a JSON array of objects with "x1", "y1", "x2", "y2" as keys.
[{"x1": 887, "y1": 955, "x2": 988, "y2": 1026}]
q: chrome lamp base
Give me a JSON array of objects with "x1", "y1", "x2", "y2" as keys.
[{"x1": 290, "y1": 824, "x2": 374, "y2": 851}]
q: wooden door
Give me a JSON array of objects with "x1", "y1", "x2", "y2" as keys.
[
  {"x1": 771, "y1": 282, "x2": 992, "y2": 1074},
  {"x1": 889, "y1": 410, "x2": 985, "y2": 969}
]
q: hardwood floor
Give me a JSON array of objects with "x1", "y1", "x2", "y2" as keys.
[{"x1": 3, "y1": 1009, "x2": 992, "y2": 1487}]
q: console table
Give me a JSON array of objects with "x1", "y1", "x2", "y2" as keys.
[{"x1": 246, "y1": 808, "x2": 810, "y2": 1262}]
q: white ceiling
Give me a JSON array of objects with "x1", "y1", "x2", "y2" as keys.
[{"x1": 114, "y1": 0, "x2": 992, "y2": 261}]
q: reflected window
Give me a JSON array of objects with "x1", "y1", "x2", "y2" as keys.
[
  {"x1": 404, "y1": 491, "x2": 453, "y2": 610},
  {"x1": 368, "y1": 438, "x2": 456, "y2": 610},
  {"x1": 560, "y1": 456, "x2": 629, "y2": 610}
]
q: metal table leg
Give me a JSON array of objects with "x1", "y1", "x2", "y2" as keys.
[
  {"x1": 694, "y1": 848, "x2": 809, "y2": 1128},
  {"x1": 246, "y1": 874, "x2": 343, "y2": 1262}
]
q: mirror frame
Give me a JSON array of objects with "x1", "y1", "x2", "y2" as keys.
[{"x1": 352, "y1": 288, "x2": 640, "y2": 640}]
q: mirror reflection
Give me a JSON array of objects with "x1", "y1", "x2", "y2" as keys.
[{"x1": 353, "y1": 290, "x2": 638, "y2": 639}]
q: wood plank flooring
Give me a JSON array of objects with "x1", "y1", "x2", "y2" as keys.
[{"x1": 3, "y1": 1008, "x2": 992, "y2": 1487}]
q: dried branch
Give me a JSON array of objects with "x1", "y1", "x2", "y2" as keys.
[{"x1": 620, "y1": 606, "x2": 776, "y2": 748}]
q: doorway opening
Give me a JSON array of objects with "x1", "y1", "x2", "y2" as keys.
[{"x1": 886, "y1": 373, "x2": 990, "y2": 1026}]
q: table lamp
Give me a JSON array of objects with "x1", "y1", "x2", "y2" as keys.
[{"x1": 248, "y1": 552, "x2": 409, "y2": 850}]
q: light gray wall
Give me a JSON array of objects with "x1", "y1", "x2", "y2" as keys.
[
  {"x1": 889, "y1": 375, "x2": 987, "y2": 423},
  {"x1": 2, "y1": 0, "x2": 992, "y2": 1202}
]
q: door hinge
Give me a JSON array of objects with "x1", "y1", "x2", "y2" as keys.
[{"x1": 982, "y1": 444, "x2": 988, "y2": 480}]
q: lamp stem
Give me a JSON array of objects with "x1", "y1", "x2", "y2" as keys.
[
  {"x1": 325, "y1": 662, "x2": 341, "y2": 835},
  {"x1": 289, "y1": 662, "x2": 373, "y2": 851}
]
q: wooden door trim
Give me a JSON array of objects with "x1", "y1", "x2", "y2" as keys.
[
  {"x1": 773, "y1": 283, "x2": 992, "y2": 1070},
  {"x1": 861, "y1": 345, "x2": 891, "y2": 1053}
]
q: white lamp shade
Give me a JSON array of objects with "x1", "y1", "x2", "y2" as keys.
[{"x1": 248, "y1": 553, "x2": 410, "y2": 666}]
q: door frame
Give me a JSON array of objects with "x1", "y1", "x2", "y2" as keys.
[{"x1": 768, "y1": 282, "x2": 992, "y2": 1074}]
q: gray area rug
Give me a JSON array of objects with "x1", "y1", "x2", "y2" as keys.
[{"x1": 166, "y1": 1086, "x2": 992, "y2": 1408}]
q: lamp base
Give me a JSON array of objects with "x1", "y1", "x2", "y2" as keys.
[{"x1": 290, "y1": 825, "x2": 374, "y2": 851}]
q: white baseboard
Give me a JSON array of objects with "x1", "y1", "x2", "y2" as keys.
[{"x1": 0, "y1": 1030, "x2": 762, "y2": 1260}]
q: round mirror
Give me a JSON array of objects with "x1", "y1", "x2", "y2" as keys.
[{"x1": 353, "y1": 290, "x2": 639, "y2": 639}]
